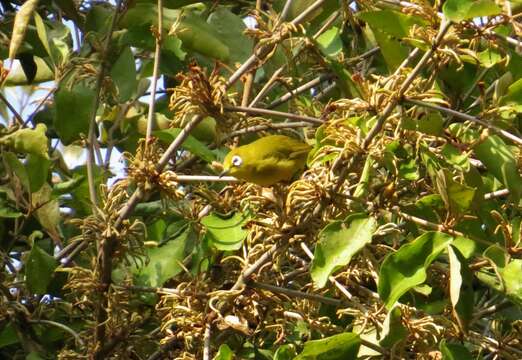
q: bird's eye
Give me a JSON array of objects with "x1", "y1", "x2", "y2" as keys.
[{"x1": 231, "y1": 155, "x2": 243, "y2": 167}]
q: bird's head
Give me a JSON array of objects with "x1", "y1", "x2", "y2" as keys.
[{"x1": 221, "y1": 148, "x2": 246, "y2": 177}]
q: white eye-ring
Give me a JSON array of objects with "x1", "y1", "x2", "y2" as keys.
[{"x1": 231, "y1": 155, "x2": 243, "y2": 167}]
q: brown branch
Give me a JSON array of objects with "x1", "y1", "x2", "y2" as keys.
[
  {"x1": 224, "y1": 105, "x2": 323, "y2": 125},
  {"x1": 404, "y1": 98, "x2": 522, "y2": 146},
  {"x1": 226, "y1": 0, "x2": 328, "y2": 87},
  {"x1": 363, "y1": 19, "x2": 452, "y2": 149},
  {"x1": 247, "y1": 280, "x2": 345, "y2": 307},
  {"x1": 145, "y1": 0, "x2": 164, "y2": 144},
  {"x1": 86, "y1": 0, "x2": 124, "y2": 210},
  {"x1": 0, "y1": 91, "x2": 25, "y2": 125},
  {"x1": 267, "y1": 73, "x2": 335, "y2": 109}
]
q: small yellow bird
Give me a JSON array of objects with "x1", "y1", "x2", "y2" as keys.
[{"x1": 221, "y1": 135, "x2": 311, "y2": 186}]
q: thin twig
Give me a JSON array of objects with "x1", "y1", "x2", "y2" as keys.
[
  {"x1": 28, "y1": 319, "x2": 85, "y2": 346},
  {"x1": 404, "y1": 98, "x2": 522, "y2": 145},
  {"x1": 224, "y1": 105, "x2": 323, "y2": 125},
  {"x1": 268, "y1": 73, "x2": 335, "y2": 109},
  {"x1": 225, "y1": 121, "x2": 312, "y2": 139},
  {"x1": 0, "y1": 91, "x2": 24, "y2": 125},
  {"x1": 484, "y1": 189, "x2": 510, "y2": 200},
  {"x1": 202, "y1": 322, "x2": 212, "y2": 360},
  {"x1": 226, "y1": 0, "x2": 327, "y2": 87},
  {"x1": 230, "y1": 243, "x2": 280, "y2": 291},
  {"x1": 176, "y1": 175, "x2": 238, "y2": 182},
  {"x1": 248, "y1": 280, "x2": 344, "y2": 306},
  {"x1": 363, "y1": 19, "x2": 452, "y2": 149},
  {"x1": 145, "y1": 0, "x2": 164, "y2": 145},
  {"x1": 86, "y1": 0, "x2": 124, "y2": 210}
]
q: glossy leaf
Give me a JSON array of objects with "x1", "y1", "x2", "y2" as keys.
[
  {"x1": 201, "y1": 212, "x2": 250, "y2": 251},
  {"x1": 440, "y1": 340, "x2": 473, "y2": 360},
  {"x1": 3, "y1": 152, "x2": 30, "y2": 191},
  {"x1": 26, "y1": 155, "x2": 51, "y2": 193},
  {"x1": 435, "y1": 170, "x2": 476, "y2": 215},
  {"x1": 207, "y1": 8, "x2": 253, "y2": 65},
  {"x1": 294, "y1": 332, "x2": 360, "y2": 360},
  {"x1": 448, "y1": 245, "x2": 474, "y2": 331},
  {"x1": 379, "y1": 306, "x2": 407, "y2": 348},
  {"x1": 54, "y1": 83, "x2": 96, "y2": 145},
  {"x1": 111, "y1": 46, "x2": 137, "y2": 102},
  {"x1": 500, "y1": 78, "x2": 522, "y2": 112},
  {"x1": 32, "y1": 183, "x2": 61, "y2": 236},
  {"x1": 26, "y1": 243, "x2": 58, "y2": 294},
  {"x1": 443, "y1": 0, "x2": 501, "y2": 22},
  {"x1": 378, "y1": 232, "x2": 453, "y2": 309},
  {"x1": 154, "y1": 128, "x2": 216, "y2": 162},
  {"x1": 501, "y1": 259, "x2": 522, "y2": 307},
  {"x1": 134, "y1": 225, "x2": 193, "y2": 287},
  {"x1": 311, "y1": 214, "x2": 376, "y2": 288},
  {"x1": 0, "y1": 123, "x2": 49, "y2": 159},
  {"x1": 474, "y1": 135, "x2": 522, "y2": 201},
  {"x1": 316, "y1": 27, "x2": 343, "y2": 59},
  {"x1": 213, "y1": 344, "x2": 234, "y2": 360}
]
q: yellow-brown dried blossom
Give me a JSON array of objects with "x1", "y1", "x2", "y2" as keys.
[
  {"x1": 68, "y1": 182, "x2": 146, "y2": 267},
  {"x1": 168, "y1": 63, "x2": 232, "y2": 121},
  {"x1": 244, "y1": 14, "x2": 304, "y2": 67},
  {"x1": 157, "y1": 281, "x2": 211, "y2": 355},
  {"x1": 125, "y1": 139, "x2": 184, "y2": 199}
]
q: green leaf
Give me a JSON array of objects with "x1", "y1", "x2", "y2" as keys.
[
  {"x1": 440, "y1": 340, "x2": 473, "y2": 360},
  {"x1": 436, "y1": 170, "x2": 476, "y2": 215},
  {"x1": 357, "y1": 10, "x2": 427, "y2": 38},
  {"x1": 213, "y1": 344, "x2": 234, "y2": 360},
  {"x1": 54, "y1": 83, "x2": 96, "y2": 145},
  {"x1": 353, "y1": 156, "x2": 374, "y2": 198},
  {"x1": 0, "y1": 196, "x2": 23, "y2": 218},
  {"x1": 474, "y1": 135, "x2": 522, "y2": 201},
  {"x1": 26, "y1": 154, "x2": 51, "y2": 193},
  {"x1": 501, "y1": 259, "x2": 522, "y2": 307},
  {"x1": 452, "y1": 236, "x2": 477, "y2": 259},
  {"x1": 0, "y1": 123, "x2": 49, "y2": 159},
  {"x1": 378, "y1": 232, "x2": 453, "y2": 309},
  {"x1": 34, "y1": 12, "x2": 71, "y2": 67},
  {"x1": 3, "y1": 152, "x2": 30, "y2": 191},
  {"x1": 26, "y1": 352, "x2": 45, "y2": 360},
  {"x1": 294, "y1": 332, "x2": 360, "y2": 360},
  {"x1": 26, "y1": 243, "x2": 58, "y2": 294},
  {"x1": 398, "y1": 158, "x2": 420, "y2": 181},
  {"x1": 0, "y1": 323, "x2": 19, "y2": 348},
  {"x1": 134, "y1": 225, "x2": 193, "y2": 287},
  {"x1": 154, "y1": 128, "x2": 216, "y2": 162},
  {"x1": 207, "y1": 7, "x2": 253, "y2": 65},
  {"x1": 448, "y1": 245, "x2": 474, "y2": 331},
  {"x1": 443, "y1": 0, "x2": 501, "y2": 22},
  {"x1": 500, "y1": 78, "x2": 522, "y2": 112},
  {"x1": 402, "y1": 112, "x2": 444, "y2": 136},
  {"x1": 111, "y1": 46, "x2": 138, "y2": 102},
  {"x1": 32, "y1": 183, "x2": 61, "y2": 235},
  {"x1": 311, "y1": 214, "x2": 377, "y2": 288},
  {"x1": 274, "y1": 345, "x2": 297, "y2": 360},
  {"x1": 357, "y1": 10, "x2": 427, "y2": 70},
  {"x1": 379, "y1": 306, "x2": 407, "y2": 348},
  {"x1": 316, "y1": 27, "x2": 343, "y2": 59},
  {"x1": 201, "y1": 212, "x2": 250, "y2": 251},
  {"x1": 441, "y1": 144, "x2": 470, "y2": 171}
]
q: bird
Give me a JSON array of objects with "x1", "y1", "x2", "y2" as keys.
[{"x1": 221, "y1": 135, "x2": 311, "y2": 186}]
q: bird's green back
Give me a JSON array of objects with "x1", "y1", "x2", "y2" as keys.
[{"x1": 223, "y1": 135, "x2": 311, "y2": 186}]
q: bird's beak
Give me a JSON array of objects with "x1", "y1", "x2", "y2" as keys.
[{"x1": 219, "y1": 169, "x2": 230, "y2": 178}]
